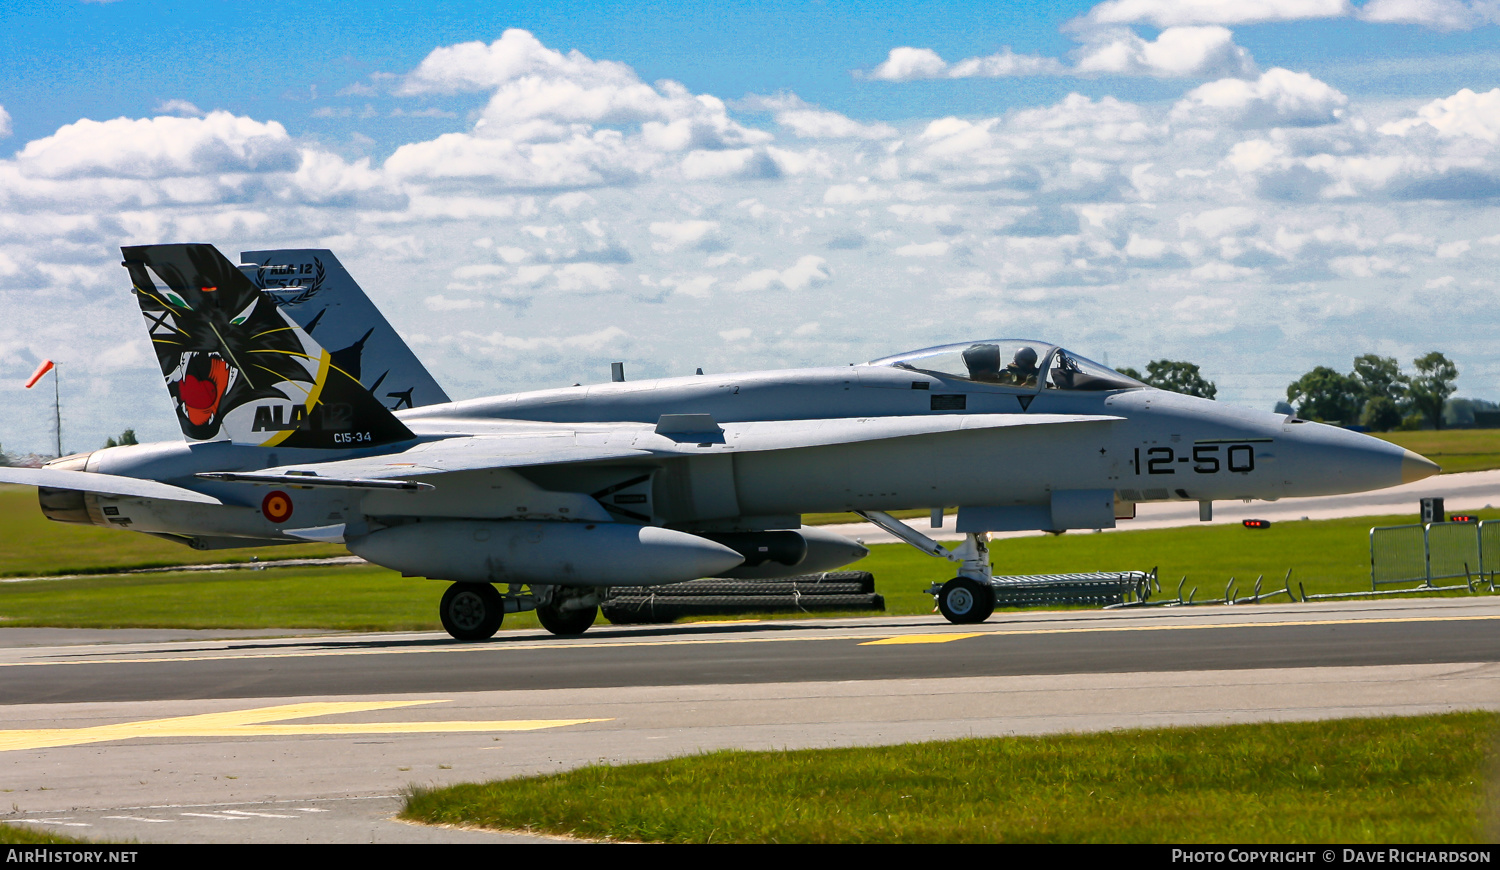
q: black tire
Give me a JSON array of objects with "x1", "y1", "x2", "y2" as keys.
[
  {"x1": 537, "y1": 602, "x2": 598, "y2": 636},
  {"x1": 937, "y1": 577, "x2": 995, "y2": 624},
  {"x1": 439, "y1": 583, "x2": 504, "y2": 640}
]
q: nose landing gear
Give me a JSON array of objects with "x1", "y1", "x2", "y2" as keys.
[
  {"x1": 855, "y1": 510, "x2": 997, "y2": 625},
  {"x1": 936, "y1": 576, "x2": 996, "y2": 624}
]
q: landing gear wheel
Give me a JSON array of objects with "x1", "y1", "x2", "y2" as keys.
[
  {"x1": 537, "y1": 602, "x2": 598, "y2": 636},
  {"x1": 937, "y1": 577, "x2": 995, "y2": 624},
  {"x1": 440, "y1": 583, "x2": 504, "y2": 640}
]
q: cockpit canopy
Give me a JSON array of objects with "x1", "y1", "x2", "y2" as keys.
[{"x1": 866, "y1": 340, "x2": 1145, "y2": 392}]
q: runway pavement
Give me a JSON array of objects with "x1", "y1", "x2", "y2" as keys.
[{"x1": 3, "y1": 597, "x2": 1498, "y2": 843}]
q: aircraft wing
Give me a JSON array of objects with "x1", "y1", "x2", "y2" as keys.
[
  {"x1": 703, "y1": 413, "x2": 1123, "y2": 452},
  {"x1": 197, "y1": 436, "x2": 654, "y2": 489},
  {"x1": 198, "y1": 413, "x2": 1122, "y2": 486},
  {"x1": 0, "y1": 467, "x2": 224, "y2": 504}
]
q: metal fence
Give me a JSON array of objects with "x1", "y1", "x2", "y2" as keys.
[{"x1": 1370, "y1": 520, "x2": 1495, "y2": 589}]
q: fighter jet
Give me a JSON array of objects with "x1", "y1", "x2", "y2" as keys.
[{"x1": 0, "y1": 244, "x2": 1440, "y2": 638}]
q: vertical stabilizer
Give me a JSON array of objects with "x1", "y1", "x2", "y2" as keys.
[
  {"x1": 122, "y1": 244, "x2": 414, "y2": 449},
  {"x1": 239, "y1": 250, "x2": 450, "y2": 410}
]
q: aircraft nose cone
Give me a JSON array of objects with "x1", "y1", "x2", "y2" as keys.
[{"x1": 1401, "y1": 449, "x2": 1440, "y2": 484}]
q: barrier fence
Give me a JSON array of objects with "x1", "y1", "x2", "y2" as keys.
[{"x1": 1370, "y1": 520, "x2": 1496, "y2": 589}]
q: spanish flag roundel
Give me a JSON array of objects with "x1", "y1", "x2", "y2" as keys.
[{"x1": 261, "y1": 490, "x2": 293, "y2": 524}]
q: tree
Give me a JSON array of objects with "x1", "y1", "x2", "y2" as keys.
[
  {"x1": 1409, "y1": 352, "x2": 1458, "y2": 430},
  {"x1": 1351, "y1": 355, "x2": 1408, "y2": 408},
  {"x1": 1360, "y1": 396, "x2": 1403, "y2": 432},
  {"x1": 103, "y1": 429, "x2": 139, "y2": 449},
  {"x1": 1286, "y1": 366, "x2": 1363, "y2": 424},
  {"x1": 1349, "y1": 354, "x2": 1409, "y2": 431},
  {"x1": 1141, "y1": 360, "x2": 1217, "y2": 400}
]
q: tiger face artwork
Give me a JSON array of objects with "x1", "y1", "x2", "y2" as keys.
[
  {"x1": 124, "y1": 244, "x2": 324, "y2": 443},
  {"x1": 122, "y1": 244, "x2": 415, "y2": 449}
]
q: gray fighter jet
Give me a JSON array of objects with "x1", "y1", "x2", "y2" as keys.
[{"x1": 1, "y1": 244, "x2": 1440, "y2": 638}]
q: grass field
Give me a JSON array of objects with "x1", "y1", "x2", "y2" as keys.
[
  {"x1": 0, "y1": 486, "x2": 343, "y2": 577},
  {"x1": 0, "y1": 823, "x2": 93, "y2": 844},
  {"x1": 401, "y1": 712, "x2": 1500, "y2": 843},
  {"x1": 1375, "y1": 430, "x2": 1500, "y2": 475}
]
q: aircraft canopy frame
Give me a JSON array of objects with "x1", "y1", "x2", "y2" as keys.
[{"x1": 865, "y1": 340, "x2": 1146, "y2": 393}]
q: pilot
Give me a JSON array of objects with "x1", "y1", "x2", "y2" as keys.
[
  {"x1": 961, "y1": 343, "x2": 1003, "y2": 382},
  {"x1": 1001, "y1": 346, "x2": 1039, "y2": 387}
]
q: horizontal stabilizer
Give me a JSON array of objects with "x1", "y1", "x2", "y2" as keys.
[
  {"x1": 0, "y1": 467, "x2": 222, "y2": 504},
  {"x1": 283, "y1": 524, "x2": 348, "y2": 543}
]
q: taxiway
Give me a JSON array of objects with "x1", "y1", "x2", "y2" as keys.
[{"x1": 3, "y1": 597, "x2": 1498, "y2": 843}]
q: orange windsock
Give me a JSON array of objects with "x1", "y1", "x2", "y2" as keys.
[{"x1": 23, "y1": 360, "x2": 54, "y2": 389}]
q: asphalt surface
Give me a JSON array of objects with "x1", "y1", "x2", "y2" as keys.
[{"x1": 3, "y1": 598, "x2": 1499, "y2": 843}]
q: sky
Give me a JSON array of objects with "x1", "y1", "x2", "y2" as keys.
[{"x1": 1, "y1": 0, "x2": 1499, "y2": 454}]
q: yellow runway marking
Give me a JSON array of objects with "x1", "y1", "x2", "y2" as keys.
[
  {"x1": 4, "y1": 613, "x2": 1497, "y2": 669},
  {"x1": 0, "y1": 700, "x2": 609, "y2": 753},
  {"x1": 861, "y1": 633, "x2": 985, "y2": 645}
]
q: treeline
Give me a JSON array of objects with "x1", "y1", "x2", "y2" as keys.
[
  {"x1": 1279, "y1": 353, "x2": 1463, "y2": 431},
  {"x1": 1120, "y1": 353, "x2": 1479, "y2": 432}
]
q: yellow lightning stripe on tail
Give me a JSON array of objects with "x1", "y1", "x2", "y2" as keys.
[{"x1": 258, "y1": 348, "x2": 332, "y2": 448}]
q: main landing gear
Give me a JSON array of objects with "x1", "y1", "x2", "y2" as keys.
[
  {"x1": 855, "y1": 510, "x2": 998, "y2": 626},
  {"x1": 438, "y1": 582, "x2": 600, "y2": 640},
  {"x1": 536, "y1": 586, "x2": 599, "y2": 636},
  {"x1": 439, "y1": 583, "x2": 505, "y2": 640}
]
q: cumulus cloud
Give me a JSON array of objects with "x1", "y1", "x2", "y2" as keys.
[
  {"x1": 1379, "y1": 87, "x2": 1500, "y2": 141},
  {"x1": 13, "y1": 111, "x2": 297, "y2": 180},
  {"x1": 1073, "y1": 26, "x2": 1258, "y2": 78},
  {"x1": 776, "y1": 109, "x2": 898, "y2": 140},
  {"x1": 866, "y1": 46, "x2": 1066, "y2": 81},
  {"x1": 401, "y1": 30, "x2": 766, "y2": 149},
  {"x1": 867, "y1": 27, "x2": 1253, "y2": 82},
  {"x1": 680, "y1": 148, "x2": 780, "y2": 180},
  {"x1": 1356, "y1": 0, "x2": 1500, "y2": 30},
  {"x1": 1009, "y1": 93, "x2": 1150, "y2": 136},
  {"x1": 894, "y1": 241, "x2": 950, "y2": 257},
  {"x1": 649, "y1": 219, "x2": 723, "y2": 251},
  {"x1": 866, "y1": 47, "x2": 950, "y2": 81},
  {"x1": 153, "y1": 99, "x2": 203, "y2": 117},
  {"x1": 870, "y1": 0, "x2": 1491, "y2": 92},
  {"x1": 0, "y1": 105, "x2": 9, "y2": 139},
  {"x1": 456, "y1": 325, "x2": 629, "y2": 354},
  {"x1": 383, "y1": 129, "x2": 653, "y2": 189},
  {"x1": 736, "y1": 92, "x2": 897, "y2": 139},
  {"x1": 733, "y1": 256, "x2": 831, "y2": 291},
  {"x1": 1076, "y1": 0, "x2": 1350, "y2": 27},
  {"x1": 1172, "y1": 68, "x2": 1347, "y2": 128},
  {"x1": 380, "y1": 29, "x2": 782, "y2": 193}
]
